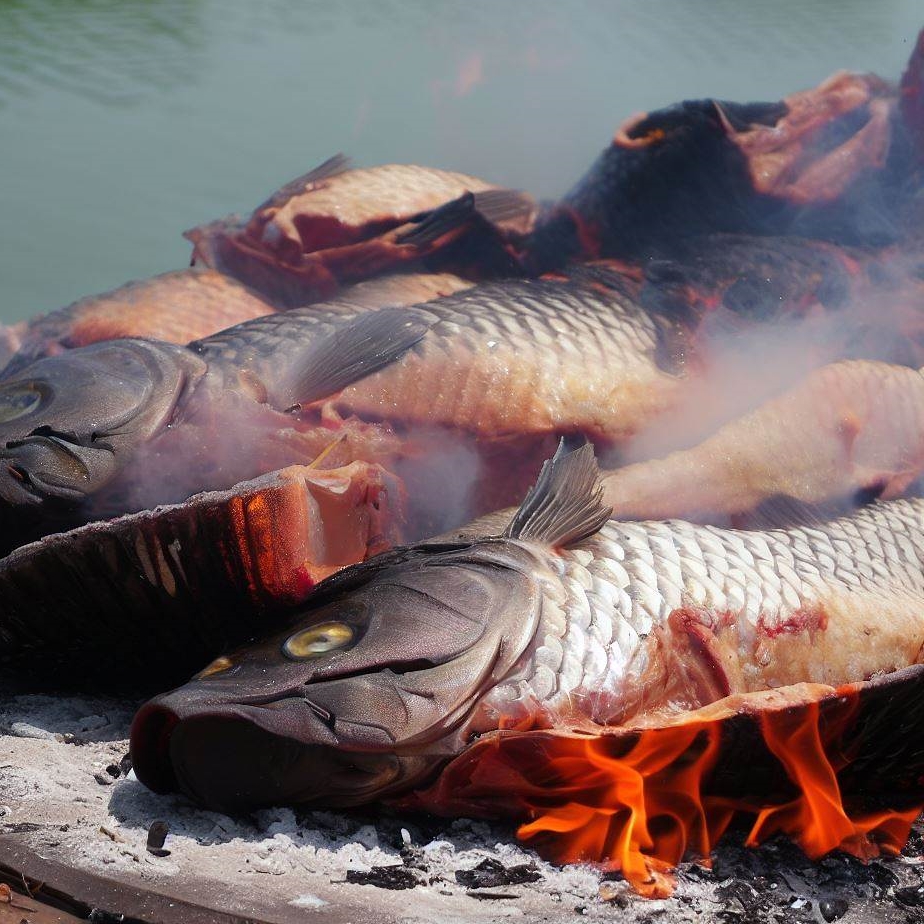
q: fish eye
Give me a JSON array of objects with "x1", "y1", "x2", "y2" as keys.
[
  {"x1": 195, "y1": 655, "x2": 235, "y2": 679},
  {"x1": 0, "y1": 383, "x2": 45, "y2": 423},
  {"x1": 283, "y1": 621, "x2": 354, "y2": 660}
]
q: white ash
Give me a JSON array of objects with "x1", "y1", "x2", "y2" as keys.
[{"x1": 1, "y1": 687, "x2": 923, "y2": 924}]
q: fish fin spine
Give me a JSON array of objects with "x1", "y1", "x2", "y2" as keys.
[{"x1": 504, "y1": 439, "x2": 610, "y2": 548}]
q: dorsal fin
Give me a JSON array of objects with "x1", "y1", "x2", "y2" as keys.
[
  {"x1": 504, "y1": 440, "x2": 610, "y2": 548},
  {"x1": 471, "y1": 188, "x2": 536, "y2": 227},
  {"x1": 281, "y1": 307, "x2": 431, "y2": 409},
  {"x1": 397, "y1": 188, "x2": 535, "y2": 249}
]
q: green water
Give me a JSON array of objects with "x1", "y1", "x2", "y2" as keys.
[{"x1": 1, "y1": 0, "x2": 921, "y2": 323}]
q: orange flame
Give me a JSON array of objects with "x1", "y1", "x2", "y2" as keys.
[
  {"x1": 517, "y1": 721, "x2": 727, "y2": 897},
  {"x1": 512, "y1": 697, "x2": 922, "y2": 897}
]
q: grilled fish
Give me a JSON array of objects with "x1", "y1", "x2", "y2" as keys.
[
  {"x1": 0, "y1": 268, "x2": 476, "y2": 379},
  {"x1": 0, "y1": 271, "x2": 682, "y2": 549},
  {"x1": 0, "y1": 269, "x2": 279, "y2": 377},
  {"x1": 131, "y1": 443, "x2": 924, "y2": 813},
  {"x1": 524, "y1": 68, "x2": 910, "y2": 273}
]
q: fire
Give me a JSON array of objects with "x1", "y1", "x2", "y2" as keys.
[
  {"x1": 403, "y1": 686, "x2": 922, "y2": 899},
  {"x1": 513, "y1": 695, "x2": 922, "y2": 897},
  {"x1": 518, "y1": 721, "x2": 725, "y2": 897}
]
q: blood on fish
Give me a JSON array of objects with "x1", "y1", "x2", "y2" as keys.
[{"x1": 757, "y1": 605, "x2": 829, "y2": 640}]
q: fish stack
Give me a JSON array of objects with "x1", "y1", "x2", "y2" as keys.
[{"x1": 4, "y1": 29, "x2": 924, "y2": 901}]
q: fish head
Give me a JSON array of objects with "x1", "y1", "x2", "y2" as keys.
[
  {"x1": 130, "y1": 538, "x2": 547, "y2": 810},
  {"x1": 0, "y1": 339, "x2": 203, "y2": 512}
]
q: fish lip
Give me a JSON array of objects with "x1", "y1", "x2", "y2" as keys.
[
  {"x1": 129, "y1": 701, "x2": 181, "y2": 795},
  {"x1": 0, "y1": 433, "x2": 113, "y2": 506},
  {"x1": 130, "y1": 697, "x2": 421, "y2": 811}
]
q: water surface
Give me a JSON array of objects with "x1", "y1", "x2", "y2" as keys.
[{"x1": 1, "y1": 1, "x2": 921, "y2": 322}]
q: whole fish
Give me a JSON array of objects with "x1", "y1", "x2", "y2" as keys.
[
  {"x1": 0, "y1": 269, "x2": 279, "y2": 377},
  {"x1": 0, "y1": 271, "x2": 682, "y2": 550},
  {"x1": 130, "y1": 443, "x2": 924, "y2": 814},
  {"x1": 0, "y1": 268, "x2": 475, "y2": 378}
]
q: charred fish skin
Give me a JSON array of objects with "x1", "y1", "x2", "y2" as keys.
[
  {"x1": 132, "y1": 443, "x2": 924, "y2": 813},
  {"x1": 525, "y1": 70, "x2": 910, "y2": 273},
  {"x1": 0, "y1": 461, "x2": 404, "y2": 691}
]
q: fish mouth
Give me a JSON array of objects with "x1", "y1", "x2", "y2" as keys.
[
  {"x1": 0, "y1": 431, "x2": 114, "y2": 506},
  {"x1": 130, "y1": 700, "x2": 432, "y2": 811}
]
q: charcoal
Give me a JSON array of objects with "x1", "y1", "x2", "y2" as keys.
[
  {"x1": 455, "y1": 857, "x2": 541, "y2": 889},
  {"x1": 344, "y1": 865, "x2": 420, "y2": 890},
  {"x1": 146, "y1": 820, "x2": 170, "y2": 857},
  {"x1": 818, "y1": 897, "x2": 849, "y2": 921}
]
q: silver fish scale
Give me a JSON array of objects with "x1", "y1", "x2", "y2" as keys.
[
  {"x1": 488, "y1": 498, "x2": 924, "y2": 723},
  {"x1": 194, "y1": 277, "x2": 660, "y2": 376}
]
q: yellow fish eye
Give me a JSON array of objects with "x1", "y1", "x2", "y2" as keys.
[
  {"x1": 195, "y1": 655, "x2": 235, "y2": 679},
  {"x1": 0, "y1": 384, "x2": 44, "y2": 423},
  {"x1": 283, "y1": 621, "x2": 354, "y2": 660}
]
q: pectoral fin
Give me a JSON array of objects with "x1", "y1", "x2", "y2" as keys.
[{"x1": 278, "y1": 307, "x2": 432, "y2": 410}]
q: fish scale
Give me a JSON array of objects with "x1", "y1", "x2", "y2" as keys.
[
  {"x1": 477, "y1": 497, "x2": 924, "y2": 731},
  {"x1": 194, "y1": 275, "x2": 678, "y2": 439}
]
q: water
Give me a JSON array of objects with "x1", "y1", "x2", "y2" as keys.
[{"x1": 0, "y1": 0, "x2": 921, "y2": 323}]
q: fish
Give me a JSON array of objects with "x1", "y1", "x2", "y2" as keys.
[
  {"x1": 523, "y1": 65, "x2": 913, "y2": 273},
  {"x1": 187, "y1": 156, "x2": 536, "y2": 305},
  {"x1": 0, "y1": 270, "x2": 684, "y2": 549},
  {"x1": 129, "y1": 442, "x2": 924, "y2": 826},
  {"x1": 0, "y1": 268, "x2": 476, "y2": 378},
  {"x1": 602, "y1": 359, "x2": 924, "y2": 525},
  {"x1": 0, "y1": 459, "x2": 403, "y2": 690},
  {"x1": 0, "y1": 269, "x2": 280, "y2": 377},
  {"x1": 636, "y1": 231, "x2": 924, "y2": 369}
]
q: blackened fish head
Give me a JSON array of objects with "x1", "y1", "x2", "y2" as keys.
[
  {"x1": 0, "y1": 339, "x2": 204, "y2": 515},
  {"x1": 129, "y1": 538, "x2": 547, "y2": 811}
]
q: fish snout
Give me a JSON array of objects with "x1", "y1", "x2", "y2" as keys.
[
  {"x1": 130, "y1": 691, "x2": 422, "y2": 811},
  {"x1": 0, "y1": 433, "x2": 115, "y2": 506}
]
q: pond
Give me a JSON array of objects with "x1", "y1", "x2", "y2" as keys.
[{"x1": 0, "y1": 0, "x2": 921, "y2": 323}]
